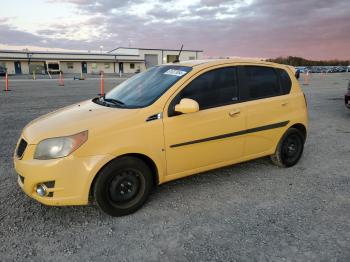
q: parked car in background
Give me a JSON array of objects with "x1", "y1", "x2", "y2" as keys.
[
  {"x1": 0, "y1": 66, "x2": 6, "y2": 76},
  {"x1": 298, "y1": 66, "x2": 349, "y2": 74},
  {"x1": 295, "y1": 66, "x2": 307, "y2": 73}
]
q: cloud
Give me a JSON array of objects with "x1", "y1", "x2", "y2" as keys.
[
  {"x1": 0, "y1": 0, "x2": 349, "y2": 59},
  {"x1": 0, "y1": 18, "x2": 109, "y2": 51},
  {"x1": 0, "y1": 17, "x2": 10, "y2": 23},
  {"x1": 0, "y1": 24, "x2": 44, "y2": 46}
]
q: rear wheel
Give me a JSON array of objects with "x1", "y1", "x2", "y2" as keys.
[
  {"x1": 94, "y1": 156, "x2": 152, "y2": 216},
  {"x1": 271, "y1": 128, "x2": 305, "y2": 168}
]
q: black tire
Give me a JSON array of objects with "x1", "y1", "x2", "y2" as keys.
[
  {"x1": 271, "y1": 128, "x2": 305, "y2": 168},
  {"x1": 94, "y1": 156, "x2": 153, "y2": 216}
]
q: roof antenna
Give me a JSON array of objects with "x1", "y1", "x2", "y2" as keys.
[{"x1": 173, "y1": 44, "x2": 183, "y2": 63}]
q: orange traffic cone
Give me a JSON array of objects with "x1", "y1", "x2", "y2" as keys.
[
  {"x1": 59, "y1": 72, "x2": 64, "y2": 86},
  {"x1": 99, "y1": 72, "x2": 104, "y2": 96},
  {"x1": 2, "y1": 72, "x2": 11, "y2": 92}
]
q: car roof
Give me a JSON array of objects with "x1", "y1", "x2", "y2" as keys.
[{"x1": 168, "y1": 58, "x2": 285, "y2": 69}]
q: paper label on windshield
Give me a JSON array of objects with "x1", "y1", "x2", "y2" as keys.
[{"x1": 164, "y1": 69, "x2": 187, "y2": 77}]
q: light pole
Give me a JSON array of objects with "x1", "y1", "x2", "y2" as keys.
[{"x1": 27, "y1": 52, "x2": 33, "y2": 64}]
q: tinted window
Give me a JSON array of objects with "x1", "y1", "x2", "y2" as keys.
[
  {"x1": 241, "y1": 66, "x2": 280, "y2": 100},
  {"x1": 276, "y1": 68, "x2": 292, "y2": 95},
  {"x1": 177, "y1": 67, "x2": 238, "y2": 111}
]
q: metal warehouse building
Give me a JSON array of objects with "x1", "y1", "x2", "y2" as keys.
[{"x1": 0, "y1": 47, "x2": 203, "y2": 75}]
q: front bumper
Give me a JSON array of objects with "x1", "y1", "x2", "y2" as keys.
[
  {"x1": 14, "y1": 144, "x2": 114, "y2": 206},
  {"x1": 345, "y1": 93, "x2": 350, "y2": 109}
]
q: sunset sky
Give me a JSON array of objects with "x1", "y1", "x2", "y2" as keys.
[{"x1": 0, "y1": 0, "x2": 349, "y2": 59}]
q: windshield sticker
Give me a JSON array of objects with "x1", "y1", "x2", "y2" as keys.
[{"x1": 163, "y1": 69, "x2": 187, "y2": 77}]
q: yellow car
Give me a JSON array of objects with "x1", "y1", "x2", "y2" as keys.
[{"x1": 14, "y1": 59, "x2": 308, "y2": 216}]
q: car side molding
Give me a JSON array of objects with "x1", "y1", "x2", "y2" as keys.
[{"x1": 170, "y1": 121, "x2": 290, "y2": 148}]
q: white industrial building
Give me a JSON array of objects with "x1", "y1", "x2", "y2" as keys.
[{"x1": 0, "y1": 47, "x2": 203, "y2": 75}]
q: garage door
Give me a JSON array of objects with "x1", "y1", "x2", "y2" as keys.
[{"x1": 145, "y1": 54, "x2": 158, "y2": 68}]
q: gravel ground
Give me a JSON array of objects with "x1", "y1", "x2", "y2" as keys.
[{"x1": 0, "y1": 74, "x2": 350, "y2": 262}]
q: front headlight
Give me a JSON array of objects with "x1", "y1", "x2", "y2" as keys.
[{"x1": 34, "y1": 130, "x2": 88, "y2": 160}]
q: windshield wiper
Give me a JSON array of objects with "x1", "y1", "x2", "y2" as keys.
[{"x1": 102, "y1": 97, "x2": 125, "y2": 106}]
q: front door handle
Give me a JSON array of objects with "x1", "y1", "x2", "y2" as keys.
[
  {"x1": 281, "y1": 101, "x2": 289, "y2": 107},
  {"x1": 229, "y1": 109, "x2": 240, "y2": 117}
]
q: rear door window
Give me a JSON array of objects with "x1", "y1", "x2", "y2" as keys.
[{"x1": 239, "y1": 66, "x2": 281, "y2": 101}]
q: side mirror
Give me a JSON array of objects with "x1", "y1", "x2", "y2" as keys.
[{"x1": 175, "y1": 98, "x2": 199, "y2": 114}]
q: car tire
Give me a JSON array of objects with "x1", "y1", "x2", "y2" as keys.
[
  {"x1": 271, "y1": 128, "x2": 305, "y2": 168},
  {"x1": 94, "y1": 156, "x2": 153, "y2": 217}
]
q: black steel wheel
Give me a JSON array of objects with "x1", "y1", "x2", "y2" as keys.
[
  {"x1": 94, "y1": 156, "x2": 153, "y2": 216},
  {"x1": 271, "y1": 128, "x2": 305, "y2": 167}
]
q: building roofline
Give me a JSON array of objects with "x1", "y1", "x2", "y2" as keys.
[
  {"x1": 0, "y1": 57, "x2": 145, "y2": 63},
  {"x1": 0, "y1": 49, "x2": 139, "y2": 57},
  {"x1": 108, "y1": 47, "x2": 203, "y2": 53}
]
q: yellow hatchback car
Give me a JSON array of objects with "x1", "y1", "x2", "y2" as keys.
[{"x1": 14, "y1": 59, "x2": 308, "y2": 216}]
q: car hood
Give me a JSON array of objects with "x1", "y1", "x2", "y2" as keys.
[{"x1": 22, "y1": 99, "x2": 140, "y2": 144}]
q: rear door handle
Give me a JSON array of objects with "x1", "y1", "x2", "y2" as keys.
[
  {"x1": 281, "y1": 101, "x2": 289, "y2": 106},
  {"x1": 229, "y1": 109, "x2": 240, "y2": 117}
]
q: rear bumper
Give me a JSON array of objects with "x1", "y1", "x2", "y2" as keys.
[{"x1": 14, "y1": 151, "x2": 114, "y2": 206}]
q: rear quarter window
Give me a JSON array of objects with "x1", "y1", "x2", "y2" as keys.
[{"x1": 276, "y1": 68, "x2": 292, "y2": 95}]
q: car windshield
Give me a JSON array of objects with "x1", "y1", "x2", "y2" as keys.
[{"x1": 104, "y1": 65, "x2": 192, "y2": 108}]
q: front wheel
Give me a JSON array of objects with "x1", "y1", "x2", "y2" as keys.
[
  {"x1": 271, "y1": 128, "x2": 305, "y2": 168},
  {"x1": 94, "y1": 156, "x2": 153, "y2": 216}
]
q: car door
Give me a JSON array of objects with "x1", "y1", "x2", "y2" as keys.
[
  {"x1": 162, "y1": 66, "x2": 246, "y2": 178},
  {"x1": 238, "y1": 65, "x2": 291, "y2": 157}
]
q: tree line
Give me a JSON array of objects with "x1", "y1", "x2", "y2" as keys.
[{"x1": 266, "y1": 56, "x2": 350, "y2": 66}]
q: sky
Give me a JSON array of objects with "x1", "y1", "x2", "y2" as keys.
[{"x1": 0, "y1": 0, "x2": 349, "y2": 60}]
